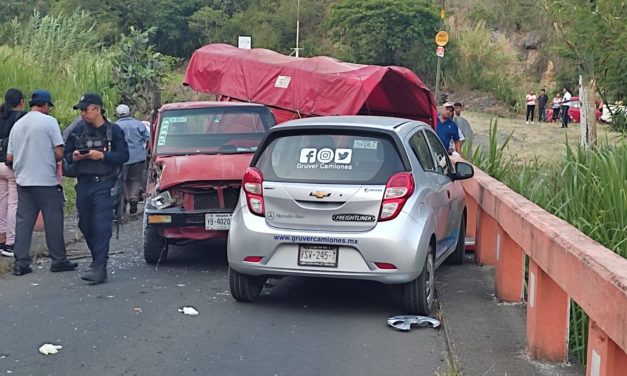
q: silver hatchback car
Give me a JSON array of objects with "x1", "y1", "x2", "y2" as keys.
[{"x1": 227, "y1": 116, "x2": 474, "y2": 314}]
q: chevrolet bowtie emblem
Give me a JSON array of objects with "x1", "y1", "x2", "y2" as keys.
[{"x1": 309, "y1": 191, "x2": 331, "y2": 199}]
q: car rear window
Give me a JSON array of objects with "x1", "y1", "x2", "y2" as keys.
[{"x1": 255, "y1": 132, "x2": 405, "y2": 184}]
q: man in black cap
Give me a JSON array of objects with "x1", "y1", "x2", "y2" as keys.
[
  {"x1": 64, "y1": 93, "x2": 129, "y2": 284},
  {"x1": 7, "y1": 89, "x2": 78, "y2": 275}
]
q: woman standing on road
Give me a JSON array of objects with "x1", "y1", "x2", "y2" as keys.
[
  {"x1": 525, "y1": 90, "x2": 537, "y2": 124},
  {"x1": 551, "y1": 92, "x2": 562, "y2": 123},
  {"x1": 0, "y1": 89, "x2": 26, "y2": 257}
]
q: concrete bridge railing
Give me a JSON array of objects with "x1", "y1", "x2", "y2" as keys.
[{"x1": 461, "y1": 166, "x2": 627, "y2": 376}]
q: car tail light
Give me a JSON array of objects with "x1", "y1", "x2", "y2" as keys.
[
  {"x1": 243, "y1": 256, "x2": 263, "y2": 263},
  {"x1": 375, "y1": 262, "x2": 397, "y2": 270},
  {"x1": 379, "y1": 172, "x2": 415, "y2": 221},
  {"x1": 243, "y1": 167, "x2": 264, "y2": 216}
]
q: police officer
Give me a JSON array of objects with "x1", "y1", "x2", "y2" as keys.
[{"x1": 64, "y1": 93, "x2": 129, "y2": 284}]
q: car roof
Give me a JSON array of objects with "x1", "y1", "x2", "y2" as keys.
[
  {"x1": 277, "y1": 116, "x2": 417, "y2": 130},
  {"x1": 160, "y1": 101, "x2": 268, "y2": 111},
  {"x1": 273, "y1": 116, "x2": 433, "y2": 140}
]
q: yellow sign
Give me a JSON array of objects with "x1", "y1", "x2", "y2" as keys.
[{"x1": 435, "y1": 31, "x2": 449, "y2": 47}]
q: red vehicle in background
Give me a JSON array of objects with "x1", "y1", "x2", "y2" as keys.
[{"x1": 546, "y1": 96, "x2": 602, "y2": 123}]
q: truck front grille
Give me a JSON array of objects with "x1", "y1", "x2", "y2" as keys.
[{"x1": 194, "y1": 189, "x2": 220, "y2": 210}]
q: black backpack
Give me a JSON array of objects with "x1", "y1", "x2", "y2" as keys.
[{"x1": 0, "y1": 110, "x2": 27, "y2": 163}]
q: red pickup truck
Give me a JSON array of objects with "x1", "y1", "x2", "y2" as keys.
[{"x1": 143, "y1": 102, "x2": 276, "y2": 263}]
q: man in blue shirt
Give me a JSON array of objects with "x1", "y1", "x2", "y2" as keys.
[
  {"x1": 115, "y1": 104, "x2": 149, "y2": 214},
  {"x1": 436, "y1": 102, "x2": 461, "y2": 154}
]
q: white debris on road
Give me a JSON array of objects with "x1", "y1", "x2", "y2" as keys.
[
  {"x1": 178, "y1": 307, "x2": 199, "y2": 316},
  {"x1": 38, "y1": 344, "x2": 62, "y2": 355}
]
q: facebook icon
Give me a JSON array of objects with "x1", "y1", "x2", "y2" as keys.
[{"x1": 299, "y1": 148, "x2": 317, "y2": 163}]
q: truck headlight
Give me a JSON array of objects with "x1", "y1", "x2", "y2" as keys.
[{"x1": 151, "y1": 191, "x2": 174, "y2": 210}]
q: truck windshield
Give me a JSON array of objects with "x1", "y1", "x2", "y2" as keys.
[{"x1": 155, "y1": 106, "x2": 275, "y2": 155}]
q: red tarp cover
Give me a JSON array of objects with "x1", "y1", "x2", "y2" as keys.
[{"x1": 184, "y1": 44, "x2": 436, "y2": 126}]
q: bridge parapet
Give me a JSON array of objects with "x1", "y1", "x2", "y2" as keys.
[{"x1": 461, "y1": 167, "x2": 627, "y2": 376}]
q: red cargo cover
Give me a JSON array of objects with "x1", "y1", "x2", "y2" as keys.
[{"x1": 184, "y1": 44, "x2": 436, "y2": 127}]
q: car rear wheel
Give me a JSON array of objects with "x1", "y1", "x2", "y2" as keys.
[
  {"x1": 143, "y1": 220, "x2": 167, "y2": 264},
  {"x1": 229, "y1": 267, "x2": 266, "y2": 302},
  {"x1": 403, "y1": 249, "x2": 435, "y2": 315},
  {"x1": 446, "y1": 214, "x2": 467, "y2": 265}
]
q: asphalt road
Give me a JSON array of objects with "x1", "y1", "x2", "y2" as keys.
[{"x1": 0, "y1": 218, "x2": 448, "y2": 376}]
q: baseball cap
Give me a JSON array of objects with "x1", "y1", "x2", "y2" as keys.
[
  {"x1": 73, "y1": 93, "x2": 103, "y2": 110},
  {"x1": 115, "y1": 104, "x2": 131, "y2": 117},
  {"x1": 30, "y1": 89, "x2": 54, "y2": 107},
  {"x1": 442, "y1": 101, "x2": 455, "y2": 108}
]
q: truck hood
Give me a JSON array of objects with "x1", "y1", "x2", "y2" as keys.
[{"x1": 156, "y1": 154, "x2": 253, "y2": 190}]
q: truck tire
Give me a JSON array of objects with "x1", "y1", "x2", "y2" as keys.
[
  {"x1": 229, "y1": 267, "x2": 266, "y2": 302},
  {"x1": 403, "y1": 248, "x2": 435, "y2": 315},
  {"x1": 143, "y1": 221, "x2": 167, "y2": 264}
]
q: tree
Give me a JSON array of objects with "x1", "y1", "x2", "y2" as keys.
[
  {"x1": 111, "y1": 27, "x2": 177, "y2": 115},
  {"x1": 548, "y1": 0, "x2": 627, "y2": 133},
  {"x1": 324, "y1": 0, "x2": 439, "y2": 76},
  {"x1": 188, "y1": 6, "x2": 227, "y2": 45}
]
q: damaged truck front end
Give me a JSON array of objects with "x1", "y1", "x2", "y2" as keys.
[{"x1": 143, "y1": 102, "x2": 275, "y2": 264}]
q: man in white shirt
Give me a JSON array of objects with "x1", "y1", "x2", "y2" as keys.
[
  {"x1": 561, "y1": 87, "x2": 572, "y2": 128},
  {"x1": 7, "y1": 89, "x2": 78, "y2": 275}
]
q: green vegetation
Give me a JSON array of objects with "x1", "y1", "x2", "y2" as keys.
[
  {"x1": 325, "y1": 0, "x2": 439, "y2": 83},
  {"x1": 1, "y1": 1, "x2": 625, "y2": 118},
  {"x1": 111, "y1": 27, "x2": 177, "y2": 115},
  {"x1": 470, "y1": 123, "x2": 627, "y2": 365},
  {"x1": 0, "y1": 11, "x2": 115, "y2": 127}
]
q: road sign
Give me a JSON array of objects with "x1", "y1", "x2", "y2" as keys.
[
  {"x1": 436, "y1": 46, "x2": 445, "y2": 58},
  {"x1": 435, "y1": 31, "x2": 449, "y2": 47},
  {"x1": 238, "y1": 35, "x2": 252, "y2": 49}
]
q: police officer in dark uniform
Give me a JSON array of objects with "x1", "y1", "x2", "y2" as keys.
[{"x1": 64, "y1": 93, "x2": 129, "y2": 284}]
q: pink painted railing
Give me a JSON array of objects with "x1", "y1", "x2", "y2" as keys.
[{"x1": 461, "y1": 167, "x2": 627, "y2": 376}]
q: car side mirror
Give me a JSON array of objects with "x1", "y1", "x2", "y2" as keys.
[{"x1": 453, "y1": 161, "x2": 474, "y2": 180}]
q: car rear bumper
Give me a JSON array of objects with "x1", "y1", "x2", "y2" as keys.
[{"x1": 227, "y1": 206, "x2": 431, "y2": 284}]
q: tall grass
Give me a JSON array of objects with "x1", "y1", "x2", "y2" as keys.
[
  {"x1": 465, "y1": 119, "x2": 514, "y2": 181},
  {"x1": 1, "y1": 11, "x2": 119, "y2": 212},
  {"x1": 0, "y1": 11, "x2": 117, "y2": 127},
  {"x1": 472, "y1": 123, "x2": 627, "y2": 365}
]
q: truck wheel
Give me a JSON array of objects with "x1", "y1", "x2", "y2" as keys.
[
  {"x1": 229, "y1": 267, "x2": 266, "y2": 302},
  {"x1": 403, "y1": 249, "x2": 435, "y2": 315},
  {"x1": 143, "y1": 222, "x2": 167, "y2": 264},
  {"x1": 446, "y1": 214, "x2": 467, "y2": 265}
]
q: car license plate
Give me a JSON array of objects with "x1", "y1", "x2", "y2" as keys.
[
  {"x1": 298, "y1": 245, "x2": 338, "y2": 267},
  {"x1": 205, "y1": 213, "x2": 231, "y2": 230}
]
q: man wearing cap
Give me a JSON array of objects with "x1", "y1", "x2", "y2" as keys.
[
  {"x1": 453, "y1": 102, "x2": 473, "y2": 147},
  {"x1": 115, "y1": 104, "x2": 149, "y2": 214},
  {"x1": 436, "y1": 102, "x2": 461, "y2": 154},
  {"x1": 64, "y1": 93, "x2": 129, "y2": 284},
  {"x1": 6, "y1": 89, "x2": 78, "y2": 275}
]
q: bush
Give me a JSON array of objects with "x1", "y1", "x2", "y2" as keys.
[{"x1": 111, "y1": 27, "x2": 178, "y2": 116}]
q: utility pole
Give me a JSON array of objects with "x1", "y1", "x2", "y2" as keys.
[
  {"x1": 434, "y1": 0, "x2": 447, "y2": 104},
  {"x1": 293, "y1": 0, "x2": 302, "y2": 58}
]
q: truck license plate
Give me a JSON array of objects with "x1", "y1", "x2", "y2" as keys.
[
  {"x1": 298, "y1": 245, "x2": 338, "y2": 267},
  {"x1": 205, "y1": 214, "x2": 232, "y2": 230}
]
